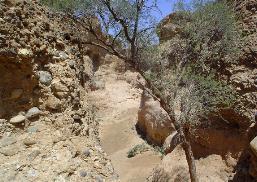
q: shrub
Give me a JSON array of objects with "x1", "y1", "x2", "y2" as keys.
[
  {"x1": 145, "y1": 64, "x2": 237, "y2": 126},
  {"x1": 171, "y1": 0, "x2": 243, "y2": 73},
  {"x1": 127, "y1": 143, "x2": 149, "y2": 158}
]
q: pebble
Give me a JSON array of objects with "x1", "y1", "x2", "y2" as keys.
[
  {"x1": 0, "y1": 145, "x2": 20, "y2": 156},
  {"x1": 27, "y1": 150, "x2": 41, "y2": 161},
  {"x1": 73, "y1": 114, "x2": 81, "y2": 120},
  {"x1": 46, "y1": 96, "x2": 61, "y2": 110},
  {"x1": 68, "y1": 60, "x2": 75, "y2": 68},
  {"x1": 0, "y1": 136, "x2": 17, "y2": 148},
  {"x1": 79, "y1": 170, "x2": 87, "y2": 177},
  {"x1": 83, "y1": 149, "x2": 91, "y2": 157},
  {"x1": 25, "y1": 107, "x2": 41, "y2": 119},
  {"x1": 23, "y1": 137, "x2": 36, "y2": 146},
  {"x1": 59, "y1": 51, "x2": 69, "y2": 60},
  {"x1": 27, "y1": 169, "x2": 37, "y2": 177},
  {"x1": 95, "y1": 175, "x2": 103, "y2": 182},
  {"x1": 53, "y1": 51, "x2": 69, "y2": 61},
  {"x1": 38, "y1": 71, "x2": 52, "y2": 86},
  {"x1": 52, "y1": 81, "x2": 69, "y2": 92},
  {"x1": 27, "y1": 125, "x2": 39, "y2": 133},
  {"x1": 9, "y1": 115, "x2": 26, "y2": 124},
  {"x1": 18, "y1": 48, "x2": 33, "y2": 58}
]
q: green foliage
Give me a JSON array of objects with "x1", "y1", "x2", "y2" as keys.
[
  {"x1": 139, "y1": 1, "x2": 240, "y2": 127},
  {"x1": 191, "y1": 1, "x2": 241, "y2": 66},
  {"x1": 153, "y1": 146, "x2": 165, "y2": 156},
  {"x1": 142, "y1": 38, "x2": 237, "y2": 125},
  {"x1": 172, "y1": 0, "x2": 242, "y2": 73},
  {"x1": 127, "y1": 143, "x2": 149, "y2": 158},
  {"x1": 183, "y1": 70, "x2": 237, "y2": 109},
  {"x1": 40, "y1": 0, "x2": 81, "y2": 11}
]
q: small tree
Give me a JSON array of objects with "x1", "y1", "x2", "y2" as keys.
[{"x1": 143, "y1": 41, "x2": 237, "y2": 182}]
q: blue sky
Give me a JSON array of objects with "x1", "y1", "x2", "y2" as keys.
[
  {"x1": 155, "y1": 0, "x2": 173, "y2": 21},
  {"x1": 154, "y1": 0, "x2": 192, "y2": 22}
]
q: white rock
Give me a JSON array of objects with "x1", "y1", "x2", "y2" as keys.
[
  {"x1": 90, "y1": 80, "x2": 105, "y2": 91},
  {"x1": 53, "y1": 51, "x2": 69, "y2": 61},
  {"x1": 18, "y1": 48, "x2": 33, "y2": 58},
  {"x1": 250, "y1": 136, "x2": 257, "y2": 157},
  {"x1": 0, "y1": 119, "x2": 7, "y2": 123},
  {"x1": 59, "y1": 51, "x2": 69, "y2": 60},
  {"x1": 25, "y1": 107, "x2": 41, "y2": 119},
  {"x1": 38, "y1": 71, "x2": 52, "y2": 86},
  {"x1": 9, "y1": 115, "x2": 26, "y2": 124}
]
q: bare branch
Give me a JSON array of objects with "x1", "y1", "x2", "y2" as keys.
[
  {"x1": 66, "y1": 13, "x2": 127, "y2": 61},
  {"x1": 102, "y1": 0, "x2": 133, "y2": 43}
]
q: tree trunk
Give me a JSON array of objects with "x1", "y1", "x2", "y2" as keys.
[{"x1": 179, "y1": 127, "x2": 198, "y2": 182}]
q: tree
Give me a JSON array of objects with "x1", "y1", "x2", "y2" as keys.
[
  {"x1": 143, "y1": 53, "x2": 236, "y2": 181},
  {"x1": 41, "y1": 0, "x2": 159, "y2": 67},
  {"x1": 42, "y1": 1, "x2": 239, "y2": 181}
]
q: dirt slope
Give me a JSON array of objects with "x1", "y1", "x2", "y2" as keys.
[{"x1": 89, "y1": 56, "x2": 161, "y2": 182}]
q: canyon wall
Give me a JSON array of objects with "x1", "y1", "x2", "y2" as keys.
[{"x1": 0, "y1": 0, "x2": 117, "y2": 181}]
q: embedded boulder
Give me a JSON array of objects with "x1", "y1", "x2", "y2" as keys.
[
  {"x1": 51, "y1": 80, "x2": 69, "y2": 98},
  {"x1": 45, "y1": 95, "x2": 61, "y2": 110},
  {"x1": 25, "y1": 107, "x2": 41, "y2": 119},
  {"x1": 38, "y1": 71, "x2": 52, "y2": 86},
  {"x1": 9, "y1": 114, "x2": 26, "y2": 124},
  {"x1": 137, "y1": 90, "x2": 175, "y2": 146}
]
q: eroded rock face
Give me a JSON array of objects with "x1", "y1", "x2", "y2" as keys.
[
  {"x1": 0, "y1": 58, "x2": 39, "y2": 119},
  {"x1": 0, "y1": 0, "x2": 116, "y2": 181},
  {"x1": 137, "y1": 90, "x2": 175, "y2": 146},
  {"x1": 193, "y1": 126, "x2": 248, "y2": 156}
]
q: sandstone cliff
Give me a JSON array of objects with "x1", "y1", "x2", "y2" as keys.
[{"x1": 0, "y1": 0, "x2": 117, "y2": 181}]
